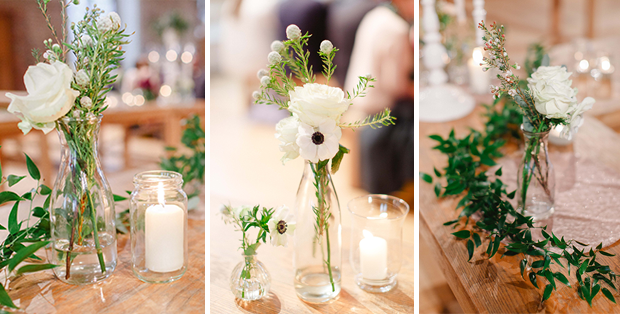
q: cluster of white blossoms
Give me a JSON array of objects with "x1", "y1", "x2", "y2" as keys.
[{"x1": 5, "y1": 11, "x2": 123, "y2": 135}]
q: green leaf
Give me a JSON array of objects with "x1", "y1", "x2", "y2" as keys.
[
  {"x1": 16, "y1": 263, "x2": 59, "y2": 275},
  {"x1": 113, "y1": 194, "x2": 129, "y2": 202},
  {"x1": 8, "y1": 201, "x2": 19, "y2": 235},
  {"x1": 602, "y1": 288, "x2": 616, "y2": 304},
  {"x1": 472, "y1": 233, "x2": 481, "y2": 247},
  {"x1": 25, "y1": 154, "x2": 40, "y2": 181},
  {"x1": 554, "y1": 272, "x2": 570, "y2": 287},
  {"x1": 39, "y1": 185, "x2": 52, "y2": 195},
  {"x1": 32, "y1": 207, "x2": 46, "y2": 218},
  {"x1": 494, "y1": 167, "x2": 502, "y2": 176},
  {"x1": 420, "y1": 172, "x2": 433, "y2": 184},
  {"x1": 545, "y1": 270, "x2": 556, "y2": 289},
  {"x1": 543, "y1": 284, "x2": 554, "y2": 301},
  {"x1": 467, "y1": 239, "x2": 474, "y2": 261},
  {"x1": 579, "y1": 259, "x2": 589, "y2": 275},
  {"x1": 0, "y1": 283, "x2": 17, "y2": 309},
  {"x1": 433, "y1": 167, "x2": 442, "y2": 178},
  {"x1": 520, "y1": 259, "x2": 527, "y2": 279},
  {"x1": 7, "y1": 175, "x2": 25, "y2": 187},
  {"x1": 434, "y1": 183, "x2": 442, "y2": 197},
  {"x1": 452, "y1": 230, "x2": 471, "y2": 239},
  {"x1": 8, "y1": 241, "x2": 49, "y2": 273},
  {"x1": 600, "y1": 251, "x2": 615, "y2": 257},
  {"x1": 0, "y1": 191, "x2": 21, "y2": 206},
  {"x1": 480, "y1": 155, "x2": 496, "y2": 166},
  {"x1": 330, "y1": 145, "x2": 350, "y2": 174},
  {"x1": 443, "y1": 219, "x2": 459, "y2": 226},
  {"x1": 529, "y1": 272, "x2": 538, "y2": 288},
  {"x1": 592, "y1": 284, "x2": 601, "y2": 300}
]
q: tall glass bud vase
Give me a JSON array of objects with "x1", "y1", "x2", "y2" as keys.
[
  {"x1": 50, "y1": 115, "x2": 117, "y2": 284},
  {"x1": 294, "y1": 161, "x2": 341, "y2": 303},
  {"x1": 516, "y1": 126, "x2": 555, "y2": 221}
]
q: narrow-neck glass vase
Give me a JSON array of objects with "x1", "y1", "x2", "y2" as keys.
[
  {"x1": 293, "y1": 161, "x2": 342, "y2": 303},
  {"x1": 516, "y1": 126, "x2": 555, "y2": 221},
  {"x1": 50, "y1": 115, "x2": 117, "y2": 284},
  {"x1": 229, "y1": 253, "x2": 271, "y2": 301}
]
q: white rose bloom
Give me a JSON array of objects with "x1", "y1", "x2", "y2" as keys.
[
  {"x1": 296, "y1": 119, "x2": 341, "y2": 163},
  {"x1": 527, "y1": 66, "x2": 577, "y2": 119},
  {"x1": 268, "y1": 51, "x2": 281, "y2": 65},
  {"x1": 6, "y1": 62, "x2": 79, "y2": 134},
  {"x1": 320, "y1": 40, "x2": 333, "y2": 54},
  {"x1": 286, "y1": 24, "x2": 302, "y2": 40},
  {"x1": 275, "y1": 116, "x2": 301, "y2": 164},
  {"x1": 75, "y1": 69, "x2": 90, "y2": 86},
  {"x1": 267, "y1": 205, "x2": 296, "y2": 247},
  {"x1": 288, "y1": 83, "x2": 350, "y2": 126},
  {"x1": 257, "y1": 69, "x2": 269, "y2": 79},
  {"x1": 270, "y1": 40, "x2": 285, "y2": 52},
  {"x1": 97, "y1": 12, "x2": 122, "y2": 33},
  {"x1": 80, "y1": 96, "x2": 93, "y2": 108}
]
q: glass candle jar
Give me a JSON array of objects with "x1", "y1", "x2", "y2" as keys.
[
  {"x1": 348, "y1": 194, "x2": 410, "y2": 293},
  {"x1": 130, "y1": 170, "x2": 188, "y2": 283}
]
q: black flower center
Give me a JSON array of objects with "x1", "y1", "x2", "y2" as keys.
[
  {"x1": 311, "y1": 132, "x2": 325, "y2": 145},
  {"x1": 276, "y1": 220, "x2": 287, "y2": 234}
]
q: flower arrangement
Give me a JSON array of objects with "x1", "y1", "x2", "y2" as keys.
[
  {"x1": 5, "y1": 1, "x2": 130, "y2": 284},
  {"x1": 253, "y1": 24, "x2": 395, "y2": 299}
]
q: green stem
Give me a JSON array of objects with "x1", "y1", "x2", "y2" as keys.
[
  {"x1": 86, "y1": 188, "x2": 106, "y2": 274},
  {"x1": 311, "y1": 163, "x2": 335, "y2": 292}
]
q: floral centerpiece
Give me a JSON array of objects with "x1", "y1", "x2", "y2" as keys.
[
  {"x1": 254, "y1": 24, "x2": 395, "y2": 303},
  {"x1": 221, "y1": 204, "x2": 295, "y2": 301},
  {"x1": 479, "y1": 22, "x2": 594, "y2": 220},
  {"x1": 6, "y1": 1, "x2": 129, "y2": 284}
]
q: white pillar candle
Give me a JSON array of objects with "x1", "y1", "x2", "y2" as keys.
[
  {"x1": 145, "y1": 185, "x2": 185, "y2": 272},
  {"x1": 468, "y1": 47, "x2": 489, "y2": 94},
  {"x1": 359, "y1": 230, "x2": 388, "y2": 280}
]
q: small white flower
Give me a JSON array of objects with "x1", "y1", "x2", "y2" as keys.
[
  {"x1": 75, "y1": 69, "x2": 90, "y2": 86},
  {"x1": 515, "y1": 62, "x2": 521, "y2": 70},
  {"x1": 504, "y1": 52, "x2": 508, "y2": 57},
  {"x1": 296, "y1": 119, "x2": 342, "y2": 163},
  {"x1": 252, "y1": 91, "x2": 261, "y2": 100},
  {"x1": 233, "y1": 205, "x2": 252, "y2": 219},
  {"x1": 73, "y1": 110, "x2": 82, "y2": 118},
  {"x1": 268, "y1": 51, "x2": 281, "y2": 65},
  {"x1": 81, "y1": 35, "x2": 93, "y2": 46},
  {"x1": 260, "y1": 76, "x2": 271, "y2": 87},
  {"x1": 52, "y1": 44, "x2": 61, "y2": 54},
  {"x1": 257, "y1": 69, "x2": 269, "y2": 79},
  {"x1": 267, "y1": 205, "x2": 296, "y2": 247},
  {"x1": 275, "y1": 116, "x2": 301, "y2": 164},
  {"x1": 43, "y1": 50, "x2": 53, "y2": 60},
  {"x1": 320, "y1": 40, "x2": 333, "y2": 54},
  {"x1": 270, "y1": 40, "x2": 285, "y2": 52},
  {"x1": 365, "y1": 73, "x2": 373, "y2": 80},
  {"x1": 80, "y1": 96, "x2": 93, "y2": 108},
  {"x1": 286, "y1": 24, "x2": 302, "y2": 40},
  {"x1": 97, "y1": 12, "x2": 122, "y2": 33}
]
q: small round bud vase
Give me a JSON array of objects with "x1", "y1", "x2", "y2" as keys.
[
  {"x1": 348, "y1": 195, "x2": 409, "y2": 293},
  {"x1": 229, "y1": 253, "x2": 271, "y2": 301},
  {"x1": 130, "y1": 171, "x2": 188, "y2": 283}
]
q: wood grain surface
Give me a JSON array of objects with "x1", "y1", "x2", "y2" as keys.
[
  {"x1": 419, "y1": 106, "x2": 620, "y2": 313},
  {"x1": 4, "y1": 218, "x2": 205, "y2": 314}
]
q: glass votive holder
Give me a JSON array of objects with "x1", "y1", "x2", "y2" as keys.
[
  {"x1": 348, "y1": 194, "x2": 410, "y2": 293},
  {"x1": 130, "y1": 170, "x2": 188, "y2": 283}
]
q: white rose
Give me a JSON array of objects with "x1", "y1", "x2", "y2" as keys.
[
  {"x1": 75, "y1": 69, "x2": 90, "y2": 86},
  {"x1": 6, "y1": 62, "x2": 79, "y2": 134},
  {"x1": 97, "y1": 12, "x2": 122, "y2": 33},
  {"x1": 286, "y1": 24, "x2": 302, "y2": 40},
  {"x1": 288, "y1": 83, "x2": 350, "y2": 126},
  {"x1": 275, "y1": 116, "x2": 300, "y2": 164},
  {"x1": 527, "y1": 66, "x2": 577, "y2": 119}
]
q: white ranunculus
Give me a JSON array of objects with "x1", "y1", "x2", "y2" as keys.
[
  {"x1": 286, "y1": 24, "x2": 302, "y2": 40},
  {"x1": 267, "y1": 205, "x2": 296, "y2": 247},
  {"x1": 275, "y1": 116, "x2": 300, "y2": 164},
  {"x1": 97, "y1": 12, "x2": 122, "y2": 33},
  {"x1": 6, "y1": 62, "x2": 79, "y2": 134},
  {"x1": 288, "y1": 83, "x2": 350, "y2": 126},
  {"x1": 75, "y1": 69, "x2": 90, "y2": 86},
  {"x1": 296, "y1": 119, "x2": 341, "y2": 163},
  {"x1": 527, "y1": 66, "x2": 577, "y2": 119},
  {"x1": 320, "y1": 40, "x2": 333, "y2": 54}
]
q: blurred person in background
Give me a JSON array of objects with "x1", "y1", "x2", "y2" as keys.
[
  {"x1": 122, "y1": 56, "x2": 161, "y2": 101},
  {"x1": 344, "y1": 0, "x2": 414, "y2": 195}
]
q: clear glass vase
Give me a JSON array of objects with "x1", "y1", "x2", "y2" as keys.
[
  {"x1": 229, "y1": 253, "x2": 271, "y2": 301},
  {"x1": 293, "y1": 161, "x2": 341, "y2": 303},
  {"x1": 50, "y1": 115, "x2": 117, "y2": 285},
  {"x1": 516, "y1": 126, "x2": 556, "y2": 221}
]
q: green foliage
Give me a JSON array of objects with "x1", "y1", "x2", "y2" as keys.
[
  {"x1": 152, "y1": 11, "x2": 189, "y2": 37},
  {"x1": 422, "y1": 103, "x2": 618, "y2": 306},
  {"x1": 339, "y1": 108, "x2": 396, "y2": 130},
  {"x1": 220, "y1": 205, "x2": 275, "y2": 256}
]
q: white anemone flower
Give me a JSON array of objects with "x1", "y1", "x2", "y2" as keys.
[
  {"x1": 267, "y1": 205, "x2": 296, "y2": 247},
  {"x1": 286, "y1": 24, "x2": 302, "y2": 40},
  {"x1": 296, "y1": 119, "x2": 341, "y2": 163}
]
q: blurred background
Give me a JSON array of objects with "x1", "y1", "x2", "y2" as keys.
[
  {"x1": 0, "y1": 0, "x2": 205, "y2": 209},
  {"x1": 420, "y1": 0, "x2": 620, "y2": 312}
]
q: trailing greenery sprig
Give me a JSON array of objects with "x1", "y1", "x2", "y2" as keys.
[{"x1": 421, "y1": 101, "x2": 618, "y2": 306}]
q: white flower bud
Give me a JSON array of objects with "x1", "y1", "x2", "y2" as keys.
[
  {"x1": 268, "y1": 51, "x2": 282, "y2": 65},
  {"x1": 52, "y1": 44, "x2": 61, "y2": 53},
  {"x1": 86, "y1": 112, "x2": 96, "y2": 120},
  {"x1": 80, "y1": 96, "x2": 93, "y2": 108},
  {"x1": 365, "y1": 73, "x2": 373, "y2": 80},
  {"x1": 260, "y1": 76, "x2": 270, "y2": 86},
  {"x1": 252, "y1": 91, "x2": 261, "y2": 100},
  {"x1": 75, "y1": 69, "x2": 90, "y2": 86},
  {"x1": 81, "y1": 35, "x2": 93, "y2": 46},
  {"x1": 257, "y1": 69, "x2": 269, "y2": 79},
  {"x1": 270, "y1": 40, "x2": 285, "y2": 52},
  {"x1": 97, "y1": 12, "x2": 122, "y2": 33},
  {"x1": 73, "y1": 110, "x2": 82, "y2": 118},
  {"x1": 286, "y1": 24, "x2": 302, "y2": 40},
  {"x1": 320, "y1": 40, "x2": 333, "y2": 54}
]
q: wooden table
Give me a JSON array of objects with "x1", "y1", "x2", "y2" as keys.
[
  {"x1": 210, "y1": 193, "x2": 415, "y2": 314},
  {"x1": 419, "y1": 107, "x2": 620, "y2": 313},
  {"x1": 5, "y1": 218, "x2": 205, "y2": 313}
]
